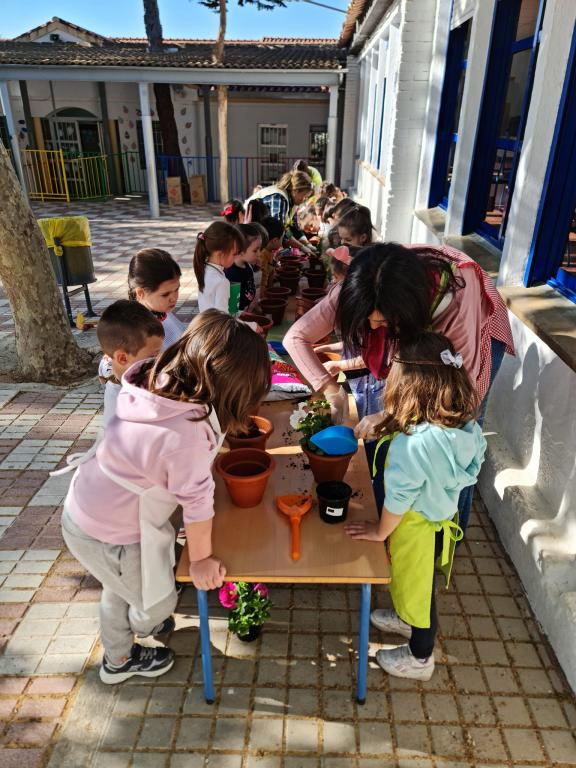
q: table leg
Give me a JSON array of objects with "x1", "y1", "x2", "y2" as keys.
[
  {"x1": 356, "y1": 583, "x2": 371, "y2": 704},
  {"x1": 196, "y1": 588, "x2": 215, "y2": 704}
]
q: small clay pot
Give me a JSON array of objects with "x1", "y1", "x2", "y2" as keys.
[
  {"x1": 215, "y1": 448, "x2": 275, "y2": 508},
  {"x1": 277, "y1": 263, "x2": 300, "y2": 276},
  {"x1": 304, "y1": 269, "x2": 326, "y2": 289},
  {"x1": 265, "y1": 286, "x2": 291, "y2": 300},
  {"x1": 301, "y1": 287, "x2": 327, "y2": 302},
  {"x1": 295, "y1": 296, "x2": 315, "y2": 318},
  {"x1": 226, "y1": 415, "x2": 274, "y2": 451},
  {"x1": 239, "y1": 313, "x2": 274, "y2": 338},
  {"x1": 279, "y1": 254, "x2": 301, "y2": 266},
  {"x1": 277, "y1": 272, "x2": 301, "y2": 295},
  {"x1": 316, "y1": 481, "x2": 352, "y2": 524},
  {"x1": 302, "y1": 443, "x2": 357, "y2": 484},
  {"x1": 259, "y1": 298, "x2": 288, "y2": 326},
  {"x1": 237, "y1": 625, "x2": 262, "y2": 642}
]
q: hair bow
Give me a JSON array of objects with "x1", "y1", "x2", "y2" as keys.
[
  {"x1": 440, "y1": 349, "x2": 463, "y2": 368},
  {"x1": 326, "y1": 246, "x2": 352, "y2": 265},
  {"x1": 221, "y1": 205, "x2": 234, "y2": 216},
  {"x1": 197, "y1": 232, "x2": 205, "y2": 241}
]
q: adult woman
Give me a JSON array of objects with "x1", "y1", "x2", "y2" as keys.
[
  {"x1": 246, "y1": 170, "x2": 315, "y2": 255},
  {"x1": 284, "y1": 243, "x2": 514, "y2": 528}
]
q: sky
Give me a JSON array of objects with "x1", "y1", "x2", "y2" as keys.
[{"x1": 1, "y1": 0, "x2": 349, "y2": 40}]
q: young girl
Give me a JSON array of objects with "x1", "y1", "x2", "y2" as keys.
[
  {"x1": 128, "y1": 249, "x2": 185, "y2": 350},
  {"x1": 224, "y1": 223, "x2": 262, "y2": 312},
  {"x1": 345, "y1": 332, "x2": 486, "y2": 680},
  {"x1": 62, "y1": 310, "x2": 271, "y2": 684},
  {"x1": 337, "y1": 204, "x2": 374, "y2": 247},
  {"x1": 194, "y1": 221, "x2": 246, "y2": 315},
  {"x1": 221, "y1": 199, "x2": 245, "y2": 224}
]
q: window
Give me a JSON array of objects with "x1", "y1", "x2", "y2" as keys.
[
  {"x1": 309, "y1": 125, "x2": 327, "y2": 177},
  {"x1": 136, "y1": 120, "x2": 164, "y2": 168},
  {"x1": 429, "y1": 19, "x2": 472, "y2": 208},
  {"x1": 463, "y1": 0, "x2": 546, "y2": 247},
  {"x1": 258, "y1": 124, "x2": 287, "y2": 185},
  {"x1": 525, "y1": 22, "x2": 576, "y2": 302}
]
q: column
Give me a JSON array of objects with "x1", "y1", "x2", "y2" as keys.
[
  {"x1": 325, "y1": 84, "x2": 339, "y2": 183},
  {"x1": 138, "y1": 82, "x2": 160, "y2": 218},
  {"x1": 0, "y1": 81, "x2": 27, "y2": 196}
]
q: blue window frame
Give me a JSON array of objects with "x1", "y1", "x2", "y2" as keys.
[
  {"x1": 463, "y1": 0, "x2": 546, "y2": 249},
  {"x1": 525, "y1": 20, "x2": 576, "y2": 303},
  {"x1": 429, "y1": 19, "x2": 471, "y2": 209}
]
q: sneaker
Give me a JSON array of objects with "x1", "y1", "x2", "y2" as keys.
[
  {"x1": 375, "y1": 644, "x2": 435, "y2": 681},
  {"x1": 370, "y1": 608, "x2": 412, "y2": 638},
  {"x1": 141, "y1": 616, "x2": 175, "y2": 636},
  {"x1": 100, "y1": 643, "x2": 175, "y2": 684}
]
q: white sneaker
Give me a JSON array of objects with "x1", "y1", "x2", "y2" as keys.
[
  {"x1": 370, "y1": 608, "x2": 412, "y2": 638},
  {"x1": 375, "y1": 644, "x2": 435, "y2": 681}
]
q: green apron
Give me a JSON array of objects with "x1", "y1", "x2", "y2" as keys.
[{"x1": 373, "y1": 435, "x2": 463, "y2": 629}]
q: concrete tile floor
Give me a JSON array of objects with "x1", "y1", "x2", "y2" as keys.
[{"x1": 0, "y1": 200, "x2": 574, "y2": 767}]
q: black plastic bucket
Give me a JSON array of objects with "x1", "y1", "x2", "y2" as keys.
[{"x1": 316, "y1": 481, "x2": 352, "y2": 524}]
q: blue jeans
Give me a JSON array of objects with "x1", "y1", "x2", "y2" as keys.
[{"x1": 457, "y1": 338, "x2": 507, "y2": 532}]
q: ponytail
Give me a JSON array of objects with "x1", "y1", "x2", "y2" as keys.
[
  {"x1": 193, "y1": 221, "x2": 247, "y2": 292},
  {"x1": 128, "y1": 249, "x2": 181, "y2": 301}
]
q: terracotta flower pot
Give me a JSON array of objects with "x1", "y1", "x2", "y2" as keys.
[
  {"x1": 277, "y1": 264, "x2": 300, "y2": 276},
  {"x1": 265, "y1": 286, "x2": 291, "y2": 300},
  {"x1": 302, "y1": 443, "x2": 357, "y2": 484},
  {"x1": 215, "y1": 448, "x2": 275, "y2": 508},
  {"x1": 279, "y1": 254, "x2": 301, "y2": 266},
  {"x1": 259, "y1": 298, "x2": 288, "y2": 326},
  {"x1": 239, "y1": 313, "x2": 274, "y2": 338},
  {"x1": 304, "y1": 270, "x2": 326, "y2": 289},
  {"x1": 277, "y1": 272, "x2": 301, "y2": 295},
  {"x1": 301, "y1": 287, "x2": 327, "y2": 302},
  {"x1": 226, "y1": 416, "x2": 274, "y2": 451},
  {"x1": 295, "y1": 296, "x2": 315, "y2": 318}
]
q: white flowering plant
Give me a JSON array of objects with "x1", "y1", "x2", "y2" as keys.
[{"x1": 290, "y1": 397, "x2": 332, "y2": 454}]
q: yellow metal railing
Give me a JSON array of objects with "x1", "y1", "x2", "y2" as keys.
[
  {"x1": 22, "y1": 149, "x2": 70, "y2": 201},
  {"x1": 21, "y1": 149, "x2": 111, "y2": 201}
]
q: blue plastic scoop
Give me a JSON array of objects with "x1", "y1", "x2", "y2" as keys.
[{"x1": 309, "y1": 425, "x2": 358, "y2": 456}]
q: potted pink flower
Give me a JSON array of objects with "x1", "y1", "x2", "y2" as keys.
[{"x1": 218, "y1": 581, "x2": 272, "y2": 642}]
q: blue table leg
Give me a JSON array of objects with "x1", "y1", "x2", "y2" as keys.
[
  {"x1": 196, "y1": 588, "x2": 215, "y2": 704},
  {"x1": 356, "y1": 583, "x2": 371, "y2": 704}
]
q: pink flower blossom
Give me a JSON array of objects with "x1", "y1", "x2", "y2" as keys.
[
  {"x1": 219, "y1": 582, "x2": 238, "y2": 609},
  {"x1": 253, "y1": 583, "x2": 269, "y2": 598}
]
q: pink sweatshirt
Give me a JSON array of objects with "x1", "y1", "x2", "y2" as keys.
[
  {"x1": 284, "y1": 246, "x2": 510, "y2": 401},
  {"x1": 67, "y1": 363, "x2": 217, "y2": 545}
]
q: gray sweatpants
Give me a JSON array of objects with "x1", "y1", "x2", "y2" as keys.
[{"x1": 62, "y1": 508, "x2": 177, "y2": 663}]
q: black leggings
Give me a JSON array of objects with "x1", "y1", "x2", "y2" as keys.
[{"x1": 408, "y1": 532, "x2": 443, "y2": 659}]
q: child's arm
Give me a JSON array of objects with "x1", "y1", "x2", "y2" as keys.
[
  {"x1": 344, "y1": 506, "x2": 403, "y2": 542},
  {"x1": 185, "y1": 519, "x2": 226, "y2": 590},
  {"x1": 313, "y1": 341, "x2": 343, "y2": 354}
]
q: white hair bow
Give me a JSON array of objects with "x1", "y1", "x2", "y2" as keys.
[{"x1": 440, "y1": 349, "x2": 464, "y2": 368}]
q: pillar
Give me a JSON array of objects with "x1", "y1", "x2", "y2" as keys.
[
  {"x1": 138, "y1": 82, "x2": 160, "y2": 218},
  {"x1": 0, "y1": 81, "x2": 27, "y2": 196},
  {"x1": 325, "y1": 84, "x2": 339, "y2": 183}
]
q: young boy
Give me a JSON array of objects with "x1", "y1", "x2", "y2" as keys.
[
  {"x1": 224, "y1": 223, "x2": 262, "y2": 312},
  {"x1": 259, "y1": 216, "x2": 285, "y2": 298},
  {"x1": 97, "y1": 300, "x2": 164, "y2": 425}
]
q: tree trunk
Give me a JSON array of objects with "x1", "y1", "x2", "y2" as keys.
[
  {"x1": 0, "y1": 143, "x2": 93, "y2": 382},
  {"x1": 215, "y1": 0, "x2": 228, "y2": 203},
  {"x1": 217, "y1": 86, "x2": 229, "y2": 203},
  {"x1": 143, "y1": 0, "x2": 189, "y2": 202}
]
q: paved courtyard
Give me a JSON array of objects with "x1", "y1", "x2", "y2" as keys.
[{"x1": 0, "y1": 199, "x2": 575, "y2": 768}]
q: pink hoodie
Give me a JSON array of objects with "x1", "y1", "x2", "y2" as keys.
[{"x1": 67, "y1": 363, "x2": 217, "y2": 545}]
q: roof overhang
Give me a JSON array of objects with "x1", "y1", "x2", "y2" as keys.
[{"x1": 0, "y1": 65, "x2": 344, "y2": 87}]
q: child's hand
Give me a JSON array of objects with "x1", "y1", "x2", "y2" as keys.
[
  {"x1": 354, "y1": 412, "x2": 383, "y2": 440},
  {"x1": 189, "y1": 556, "x2": 227, "y2": 590},
  {"x1": 323, "y1": 360, "x2": 344, "y2": 377},
  {"x1": 344, "y1": 521, "x2": 385, "y2": 542}
]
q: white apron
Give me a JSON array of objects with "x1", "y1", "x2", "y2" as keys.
[{"x1": 64, "y1": 406, "x2": 225, "y2": 611}]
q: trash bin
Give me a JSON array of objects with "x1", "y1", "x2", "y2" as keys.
[{"x1": 37, "y1": 216, "x2": 97, "y2": 324}]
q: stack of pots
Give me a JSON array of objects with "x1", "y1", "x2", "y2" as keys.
[
  {"x1": 259, "y1": 297, "x2": 288, "y2": 326},
  {"x1": 295, "y1": 286, "x2": 327, "y2": 320},
  {"x1": 276, "y1": 262, "x2": 301, "y2": 295},
  {"x1": 239, "y1": 312, "x2": 274, "y2": 338}
]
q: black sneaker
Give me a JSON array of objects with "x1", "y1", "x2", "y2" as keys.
[
  {"x1": 136, "y1": 615, "x2": 175, "y2": 637},
  {"x1": 100, "y1": 644, "x2": 175, "y2": 684}
]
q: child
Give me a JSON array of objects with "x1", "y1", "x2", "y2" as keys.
[
  {"x1": 97, "y1": 300, "x2": 164, "y2": 426},
  {"x1": 195, "y1": 221, "x2": 246, "y2": 315},
  {"x1": 323, "y1": 198, "x2": 357, "y2": 248},
  {"x1": 62, "y1": 310, "x2": 271, "y2": 684},
  {"x1": 244, "y1": 198, "x2": 268, "y2": 224},
  {"x1": 259, "y1": 216, "x2": 285, "y2": 297},
  {"x1": 224, "y1": 224, "x2": 262, "y2": 312},
  {"x1": 327, "y1": 245, "x2": 354, "y2": 284},
  {"x1": 337, "y1": 204, "x2": 374, "y2": 247},
  {"x1": 221, "y1": 199, "x2": 245, "y2": 224},
  {"x1": 345, "y1": 332, "x2": 486, "y2": 680},
  {"x1": 128, "y1": 249, "x2": 185, "y2": 349}
]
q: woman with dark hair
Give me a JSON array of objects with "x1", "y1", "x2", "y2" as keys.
[
  {"x1": 284, "y1": 242, "x2": 514, "y2": 528},
  {"x1": 293, "y1": 159, "x2": 323, "y2": 190}
]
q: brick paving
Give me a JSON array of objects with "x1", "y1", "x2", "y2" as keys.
[{"x1": 0, "y1": 200, "x2": 574, "y2": 767}]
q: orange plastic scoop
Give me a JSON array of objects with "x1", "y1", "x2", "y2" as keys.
[{"x1": 276, "y1": 494, "x2": 312, "y2": 561}]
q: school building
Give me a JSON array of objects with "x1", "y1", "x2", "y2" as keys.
[{"x1": 340, "y1": 0, "x2": 576, "y2": 691}]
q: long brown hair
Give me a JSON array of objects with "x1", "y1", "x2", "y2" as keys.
[
  {"x1": 132, "y1": 309, "x2": 271, "y2": 433},
  {"x1": 379, "y1": 332, "x2": 479, "y2": 435},
  {"x1": 277, "y1": 170, "x2": 313, "y2": 197},
  {"x1": 193, "y1": 222, "x2": 246, "y2": 291}
]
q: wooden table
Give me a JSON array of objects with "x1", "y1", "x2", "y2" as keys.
[{"x1": 177, "y1": 392, "x2": 390, "y2": 704}]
